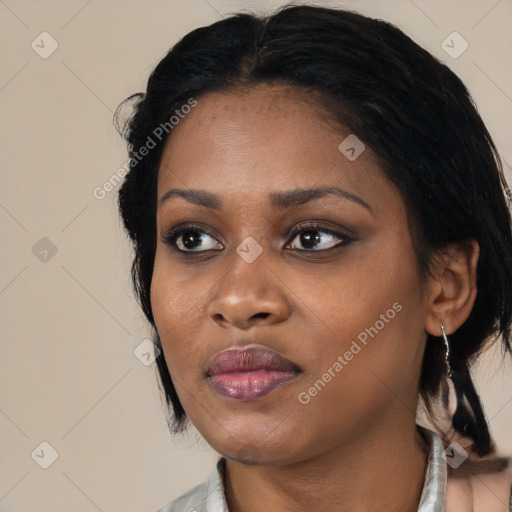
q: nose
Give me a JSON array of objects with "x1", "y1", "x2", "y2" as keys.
[{"x1": 206, "y1": 246, "x2": 290, "y2": 330}]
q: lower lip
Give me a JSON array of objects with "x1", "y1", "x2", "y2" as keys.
[{"x1": 209, "y1": 370, "x2": 298, "y2": 401}]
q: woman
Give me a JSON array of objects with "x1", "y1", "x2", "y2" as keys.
[{"x1": 116, "y1": 4, "x2": 512, "y2": 511}]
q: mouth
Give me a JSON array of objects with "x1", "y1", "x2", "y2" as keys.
[{"x1": 206, "y1": 346, "x2": 301, "y2": 401}]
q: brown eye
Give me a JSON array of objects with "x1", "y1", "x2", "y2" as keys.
[
  {"x1": 162, "y1": 224, "x2": 223, "y2": 252},
  {"x1": 287, "y1": 224, "x2": 352, "y2": 251}
]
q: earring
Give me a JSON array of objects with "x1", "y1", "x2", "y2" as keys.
[{"x1": 441, "y1": 322, "x2": 458, "y2": 419}]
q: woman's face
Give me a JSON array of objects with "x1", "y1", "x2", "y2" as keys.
[{"x1": 151, "y1": 85, "x2": 432, "y2": 464}]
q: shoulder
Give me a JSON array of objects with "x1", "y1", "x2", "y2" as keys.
[
  {"x1": 152, "y1": 458, "x2": 227, "y2": 512},
  {"x1": 471, "y1": 466, "x2": 512, "y2": 512},
  {"x1": 447, "y1": 465, "x2": 512, "y2": 512},
  {"x1": 153, "y1": 480, "x2": 210, "y2": 512}
]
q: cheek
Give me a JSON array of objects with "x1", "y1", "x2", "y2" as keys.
[
  {"x1": 299, "y1": 240, "x2": 424, "y2": 392},
  {"x1": 301, "y1": 243, "x2": 417, "y2": 347},
  {"x1": 150, "y1": 256, "x2": 206, "y2": 378}
]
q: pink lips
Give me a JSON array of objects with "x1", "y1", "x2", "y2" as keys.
[{"x1": 207, "y1": 347, "x2": 300, "y2": 401}]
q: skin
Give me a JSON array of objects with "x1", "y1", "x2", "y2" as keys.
[{"x1": 151, "y1": 84, "x2": 480, "y2": 512}]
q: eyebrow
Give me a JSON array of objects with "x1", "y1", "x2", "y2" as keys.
[{"x1": 159, "y1": 186, "x2": 372, "y2": 213}]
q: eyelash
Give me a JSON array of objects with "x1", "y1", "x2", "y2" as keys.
[{"x1": 161, "y1": 222, "x2": 354, "y2": 254}]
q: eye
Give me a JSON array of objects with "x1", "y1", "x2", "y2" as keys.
[
  {"x1": 161, "y1": 222, "x2": 353, "y2": 254},
  {"x1": 286, "y1": 223, "x2": 352, "y2": 251},
  {"x1": 161, "y1": 223, "x2": 223, "y2": 252}
]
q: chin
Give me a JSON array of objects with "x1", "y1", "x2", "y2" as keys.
[
  {"x1": 181, "y1": 388, "x2": 314, "y2": 463},
  {"x1": 199, "y1": 421, "x2": 308, "y2": 467}
]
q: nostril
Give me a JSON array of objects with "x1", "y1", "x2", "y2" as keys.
[{"x1": 252, "y1": 312, "x2": 270, "y2": 319}]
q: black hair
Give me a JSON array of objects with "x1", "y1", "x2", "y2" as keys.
[{"x1": 116, "y1": 3, "x2": 512, "y2": 473}]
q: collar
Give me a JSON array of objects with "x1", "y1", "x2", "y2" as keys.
[
  {"x1": 157, "y1": 423, "x2": 447, "y2": 512},
  {"x1": 417, "y1": 424, "x2": 447, "y2": 512}
]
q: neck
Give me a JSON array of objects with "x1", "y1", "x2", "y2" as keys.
[{"x1": 224, "y1": 418, "x2": 429, "y2": 512}]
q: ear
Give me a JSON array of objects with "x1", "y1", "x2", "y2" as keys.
[{"x1": 424, "y1": 239, "x2": 480, "y2": 336}]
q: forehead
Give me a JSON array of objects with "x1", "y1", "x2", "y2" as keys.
[{"x1": 156, "y1": 85, "x2": 389, "y2": 208}]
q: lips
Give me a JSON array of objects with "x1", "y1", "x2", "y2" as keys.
[{"x1": 207, "y1": 346, "x2": 301, "y2": 401}]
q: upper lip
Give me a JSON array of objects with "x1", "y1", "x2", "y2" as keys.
[{"x1": 207, "y1": 346, "x2": 301, "y2": 376}]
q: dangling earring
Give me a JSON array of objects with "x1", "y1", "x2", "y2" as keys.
[{"x1": 441, "y1": 322, "x2": 458, "y2": 419}]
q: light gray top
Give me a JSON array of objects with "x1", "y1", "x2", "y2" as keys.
[{"x1": 155, "y1": 424, "x2": 447, "y2": 512}]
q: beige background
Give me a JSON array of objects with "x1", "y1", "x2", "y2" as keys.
[{"x1": 1, "y1": 0, "x2": 511, "y2": 511}]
